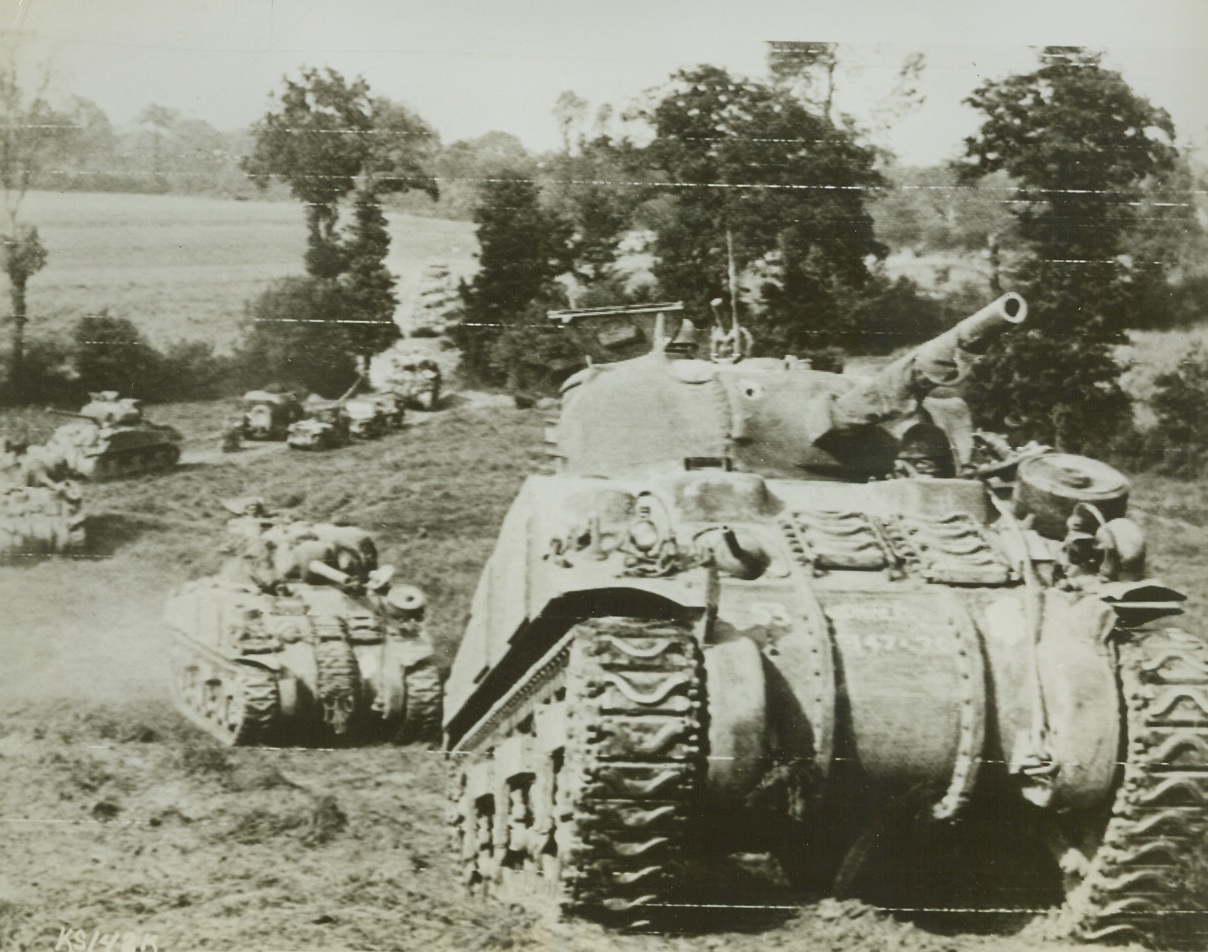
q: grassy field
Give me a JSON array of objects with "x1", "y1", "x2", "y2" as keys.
[{"x1": 11, "y1": 191, "x2": 478, "y2": 351}]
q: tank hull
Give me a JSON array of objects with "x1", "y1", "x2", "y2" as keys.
[
  {"x1": 165, "y1": 577, "x2": 440, "y2": 747},
  {"x1": 446, "y1": 468, "x2": 1206, "y2": 940}
]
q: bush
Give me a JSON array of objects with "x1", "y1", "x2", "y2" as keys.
[
  {"x1": 237, "y1": 276, "x2": 393, "y2": 397},
  {"x1": 73, "y1": 312, "x2": 162, "y2": 397},
  {"x1": 1132, "y1": 344, "x2": 1208, "y2": 476}
]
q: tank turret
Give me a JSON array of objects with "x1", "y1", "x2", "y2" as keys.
[{"x1": 444, "y1": 292, "x2": 1203, "y2": 943}]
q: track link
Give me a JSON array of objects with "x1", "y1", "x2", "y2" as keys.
[
  {"x1": 1066, "y1": 627, "x2": 1208, "y2": 946},
  {"x1": 452, "y1": 616, "x2": 706, "y2": 928}
]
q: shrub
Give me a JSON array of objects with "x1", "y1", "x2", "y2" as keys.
[
  {"x1": 1136, "y1": 343, "x2": 1208, "y2": 476},
  {"x1": 238, "y1": 276, "x2": 375, "y2": 397}
]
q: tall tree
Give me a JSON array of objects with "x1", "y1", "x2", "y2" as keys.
[
  {"x1": 242, "y1": 69, "x2": 437, "y2": 377},
  {"x1": 455, "y1": 172, "x2": 573, "y2": 384},
  {"x1": 0, "y1": 62, "x2": 75, "y2": 393},
  {"x1": 243, "y1": 68, "x2": 437, "y2": 279},
  {"x1": 958, "y1": 46, "x2": 1181, "y2": 449},
  {"x1": 636, "y1": 65, "x2": 886, "y2": 353}
]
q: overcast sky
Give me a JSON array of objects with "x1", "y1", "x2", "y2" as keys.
[{"x1": 6, "y1": 0, "x2": 1208, "y2": 166}]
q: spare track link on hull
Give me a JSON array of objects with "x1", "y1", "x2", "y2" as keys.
[
  {"x1": 172, "y1": 644, "x2": 280, "y2": 746},
  {"x1": 1067, "y1": 627, "x2": 1208, "y2": 946},
  {"x1": 453, "y1": 616, "x2": 706, "y2": 929},
  {"x1": 314, "y1": 639, "x2": 360, "y2": 741}
]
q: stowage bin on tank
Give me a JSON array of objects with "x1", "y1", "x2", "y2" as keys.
[
  {"x1": 445, "y1": 295, "x2": 1206, "y2": 942},
  {"x1": 165, "y1": 501, "x2": 441, "y2": 747}
]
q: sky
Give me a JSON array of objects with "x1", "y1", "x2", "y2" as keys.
[{"x1": 5, "y1": 0, "x2": 1208, "y2": 166}]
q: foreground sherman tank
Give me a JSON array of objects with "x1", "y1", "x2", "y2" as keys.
[
  {"x1": 445, "y1": 295, "x2": 1206, "y2": 943},
  {"x1": 45, "y1": 392, "x2": 181, "y2": 479},
  {"x1": 165, "y1": 507, "x2": 441, "y2": 746}
]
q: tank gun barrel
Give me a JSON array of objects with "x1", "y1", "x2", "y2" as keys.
[
  {"x1": 306, "y1": 559, "x2": 358, "y2": 590},
  {"x1": 46, "y1": 408, "x2": 94, "y2": 421},
  {"x1": 829, "y1": 293, "x2": 1027, "y2": 427}
]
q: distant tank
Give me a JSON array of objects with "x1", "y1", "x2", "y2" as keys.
[
  {"x1": 445, "y1": 295, "x2": 1205, "y2": 944},
  {"x1": 287, "y1": 401, "x2": 350, "y2": 451},
  {"x1": 165, "y1": 502, "x2": 441, "y2": 746},
  {"x1": 238, "y1": 390, "x2": 306, "y2": 441},
  {"x1": 45, "y1": 392, "x2": 181, "y2": 479},
  {"x1": 0, "y1": 438, "x2": 86, "y2": 563}
]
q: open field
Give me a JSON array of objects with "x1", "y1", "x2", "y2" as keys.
[
  {"x1": 1, "y1": 396, "x2": 1206, "y2": 952},
  {"x1": 8, "y1": 191, "x2": 478, "y2": 351}
]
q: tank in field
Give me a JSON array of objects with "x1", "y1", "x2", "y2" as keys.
[
  {"x1": 44, "y1": 392, "x2": 181, "y2": 479},
  {"x1": 444, "y1": 295, "x2": 1206, "y2": 943},
  {"x1": 0, "y1": 440, "x2": 86, "y2": 563},
  {"x1": 165, "y1": 505, "x2": 441, "y2": 747}
]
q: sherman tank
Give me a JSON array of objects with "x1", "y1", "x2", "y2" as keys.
[
  {"x1": 45, "y1": 392, "x2": 181, "y2": 479},
  {"x1": 165, "y1": 505, "x2": 441, "y2": 746},
  {"x1": 445, "y1": 295, "x2": 1206, "y2": 943},
  {"x1": 0, "y1": 440, "x2": 86, "y2": 563}
]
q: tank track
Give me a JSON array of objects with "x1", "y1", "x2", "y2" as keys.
[
  {"x1": 171, "y1": 648, "x2": 280, "y2": 747},
  {"x1": 314, "y1": 638, "x2": 361, "y2": 740},
  {"x1": 1065, "y1": 626, "x2": 1208, "y2": 945},
  {"x1": 452, "y1": 617, "x2": 706, "y2": 927},
  {"x1": 395, "y1": 661, "x2": 443, "y2": 745}
]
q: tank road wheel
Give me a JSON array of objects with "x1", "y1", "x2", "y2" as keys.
[
  {"x1": 394, "y1": 661, "x2": 443, "y2": 746},
  {"x1": 313, "y1": 639, "x2": 361, "y2": 743},
  {"x1": 1060, "y1": 627, "x2": 1208, "y2": 946}
]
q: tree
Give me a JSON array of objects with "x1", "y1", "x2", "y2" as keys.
[
  {"x1": 455, "y1": 173, "x2": 574, "y2": 385},
  {"x1": 634, "y1": 65, "x2": 887, "y2": 354},
  {"x1": 242, "y1": 69, "x2": 437, "y2": 379},
  {"x1": 958, "y1": 47, "x2": 1182, "y2": 449},
  {"x1": 552, "y1": 90, "x2": 589, "y2": 154},
  {"x1": 0, "y1": 62, "x2": 75, "y2": 394},
  {"x1": 243, "y1": 68, "x2": 437, "y2": 278}
]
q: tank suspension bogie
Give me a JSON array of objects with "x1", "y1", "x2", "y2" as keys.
[
  {"x1": 170, "y1": 650, "x2": 280, "y2": 747},
  {"x1": 450, "y1": 617, "x2": 707, "y2": 926}
]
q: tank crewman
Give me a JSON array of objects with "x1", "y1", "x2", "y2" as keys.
[{"x1": 894, "y1": 423, "x2": 958, "y2": 479}]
